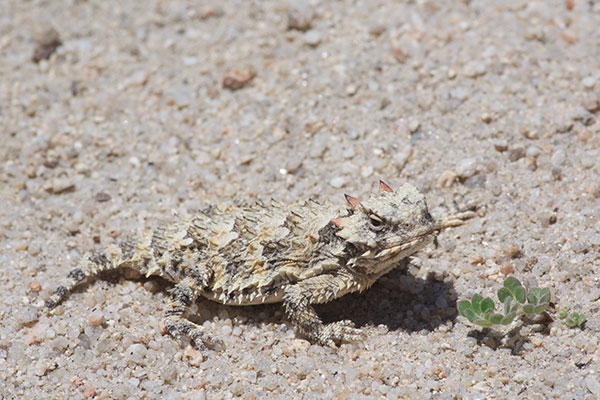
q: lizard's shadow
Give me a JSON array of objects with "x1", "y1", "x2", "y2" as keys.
[
  {"x1": 97, "y1": 264, "x2": 455, "y2": 336},
  {"x1": 315, "y1": 265, "x2": 458, "y2": 332}
]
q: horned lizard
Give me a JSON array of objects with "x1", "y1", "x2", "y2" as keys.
[{"x1": 47, "y1": 181, "x2": 473, "y2": 349}]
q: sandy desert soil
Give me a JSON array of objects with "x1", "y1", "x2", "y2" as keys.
[{"x1": 1, "y1": 0, "x2": 600, "y2": 398}]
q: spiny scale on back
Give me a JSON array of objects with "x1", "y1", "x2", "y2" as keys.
[{"x1": 47, "y1": 180, "x2": 474, "y2": 349}]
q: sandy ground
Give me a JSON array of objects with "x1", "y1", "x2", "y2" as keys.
[{"x1": 1, "y1": 0, "x2": 600, "y2": 398}]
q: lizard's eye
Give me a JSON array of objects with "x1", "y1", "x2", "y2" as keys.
[{"x1": 368, "y1": 215, "x2": 385, "y2": 231}]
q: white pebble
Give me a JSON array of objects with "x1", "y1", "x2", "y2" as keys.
[
  {"x1": 551, "y1": 150, "x2": 566, "y2": 167},
  {"x1": 303, "y1": 30, "x2": 322, "y2": 46},
  {"x1": 329, "y1": 176, "x2": 347, "y2": 188},
  {"x1": 126, "y1": 343, "x2": 147, "y2": 364},
  {"x1": 221, "y1": 324, "x2": 232, "y2": 336},
  {"x1": 582, "y1": 76, "x2": 596, "y2": 89},
  {"x1": 525, "y1": 146, "x2": 541, "y2": 158},
  {"x1": 463, "y1": 61, "x2": 486, "y2": 77},
  {"x1": 455, "y1": 158, "x2": 478, "y2": 179},
  {"x1": 87, "y1": 310, "x2": 104, "y2": 326}
]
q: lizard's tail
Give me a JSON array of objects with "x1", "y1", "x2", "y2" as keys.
[{"x1": 46, "y1": 240, "x2": 140, "y2": 310}]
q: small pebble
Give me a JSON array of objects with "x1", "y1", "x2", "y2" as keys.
[
  {"x1": 16, "y1": 305, "x2": 38, "y2": 325},
  {"x1": 582, "y1": 94, "x2": 600, "y2": 112},
  {"x1": 508, "y1": 147, "x2": 525, "y2": 162},
  {"x1": 184, "y1": 347, "x2": 204, "y2": 366},
  {"x1": 143, "y1": 280, "x2": 161, "y2": 293},
  {"x1": 71, "y1": 376, "x2": 84, "y2": 387},
  {"x1": 285, "y1": 157, "x2": 303, "y2": 174},
  {"x1": 82, "y1": 385, "x2": 97, "y2": 398},
  {"x1": 329, "y1": 176, "x2": 347, "y2": 188},
  {"x1": 493, "y1": 141, "x2": 508, "y2": 152},
  {"x1": 26, "y1": 318, "x2": 50, "y2": 344},
  {"x1": 583, "y1": 183, "x2": 600, "y2": 197},
  {"x1": 43, "y1": 156, "x2": 59, "y2": 169},
  {"x1": 463, "y1": 61, "x2": 486, "y2": 78},
  {"x1": 393, "y1": 149, "x2": 411, "y2": 171},
  {"x1": 408, "y1": 120, "x2": 421, "y2": 133},
  {"x1": 369, "y1": 24, "x2": 386, "y2": 36},
  {"x1": 437, "y1": 170, "x2": 457, "y2": 188},
  {"x1": 342, "y1": 147, "x2": 355, "y2": 159},
  {"x1": 361, "y1": 165, "x2": 374, "y2": 178},
  {"x1": 520, "y1": 127, "x2": 539, "y2": 139},
  {"x1": 551, "y1": 150, "x2": 566, "y2": 167},
  {"x1": 392, "y1": 47, "x2": 408, "y2": 63},
  {"x1": 94, "y1": 192, "x2": 111, "y2": 202},
  {"x1": 500, "y1": 263, "x2": 514, "y2": 275},
  {"x1": 287, "y1": 8, "x2": 312, "y2": 31},
  {"x1": 468, "y1": 254, "x2": 485, "y2": 265},
  {"x1": 303, "y1": 30, "x2": 322, "y2": 47},
  {"x1": 272, "y1": 126, "x2": 287, "y2": 142},
  {"x1": 525, "y1": 146, "x2": 541, "y2": 158},
  {"x1": 447, "y1": 65, "x2": 457, "y2": 79},
  {"x1": 198, "y1": 5, "x2": 223, "y2": 19},
  {"x1": 455, "y1": 158, "x2": 478, "y2": 179},
  {"x1": 346, "y1": 84, "x2": 358, "y2": 96},
  {"x1": 504, "y1": 242, "x2": 521, "y2": 258},
  {"x1": 222, "y1": 68, "x2": 256, "y2": 90},
  {"x1": 32, "y1": 27, "x2": 61, "y2": 63},
  {"x1": 126, "y1": 343, "x2": 147, "y2": 364},
  {"x1": 87, "y1": 310, "x2": 104, "y2": 326},
  {"x1": 47, "y1": 178, "x2": 75, "y2": 194},
  {"x1": 578, "y1": 128, "x2": 593, "y2": 141},
  {"x1": 29, "y1": 280, "x2": 42, "y2": 293},
  {"x1": 582, "y1": 76, "x2": 596, "y2": 89}
]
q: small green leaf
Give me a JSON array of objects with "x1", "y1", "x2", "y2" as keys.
[
  {"x1": 463, "y1": 309, "x2": 477, "y2": 322},
  {"x1": 474, "y1": 319, "x2": 494, "y2": 327},
  {"x1": 489, "y1": 313, "x2": 503, "y2": 324},
  {"x1": 471, "y1": 294, "x2": 483, "y2": 314},
  {"x1": 514, "y1": 287, "x2": 526, "y2": 304},
  {"x1": 558, "y1": 309, "x2": 568, "y2": 319},
  {"x1": 522, "y1": 304, "x2": 535, "y2": 314},
  {"x1": 533, "y1": 304, "x2": 548, "y2": 314},
  {"x1": 502, "y1": 296, "x2": 512, "y2": 316},
  {"x1": 540, "y1": 289, "x2": 550, "y2": 304},
  {"x1": 500, "y1": 313, "x2": 517, "y2": 325},
  {"x1": 498, "y1": 288, "x2": 510, "y2": 303},
  {"x1": 481, "y1": 297, "x2": 495, "y2": 314},
  {"x1": 499, "y1": 277, "x2": 526, "y2": 304},
  {"x1": 564, "y1": 312, "x2": 586, "y2": 328},
  {"x1": 528, "y1": 287, "x2": 551, "y2": 305},
  {"x1": 504, "y1": 277, "x2": 521, "y2": 291},
  {"x1": 458, "y1": 301, "x2": 474, "y2": 318}
]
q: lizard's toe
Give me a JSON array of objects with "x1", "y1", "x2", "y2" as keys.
[
  {"x1": 191, "y1": 331, "x2": 225, "y2": 351},
  {"x1": 318, "y1": 320, "x2": 364, "y2": 345}
]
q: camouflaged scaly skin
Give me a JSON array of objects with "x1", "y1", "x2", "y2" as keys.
[{"x1": 47, "y1": 181, "x2": 473, "y2": 349}]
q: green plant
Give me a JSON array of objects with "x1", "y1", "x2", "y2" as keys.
[
  {"x1": 458, "y1": 277, "x2": 550, "y2": 327},
  {"x1": 559, "y1": 309, "x2": 587, "y2": 328}
]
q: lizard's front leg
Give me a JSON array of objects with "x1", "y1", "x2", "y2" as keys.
[
  {"x1": 163, "y1": 277, "x2": 224, "y2": 350},
  {"x1": 283, "y1": 273, "x2": 364, "y2": 346}
]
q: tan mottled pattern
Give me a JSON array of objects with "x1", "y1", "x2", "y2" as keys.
[{"x1": 47, "y1": 182, "x2": 473, "y2": 348}]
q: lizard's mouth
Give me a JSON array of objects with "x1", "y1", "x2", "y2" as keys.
[{"x1": 362, "y1": 229, "x2": 437, "y2": 260}]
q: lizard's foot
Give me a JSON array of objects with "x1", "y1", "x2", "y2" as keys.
[
  {"x1": 164, "y1": 319, "x2": 225, "y2": 351},
  {"x1": 316, "y1": 320, "x2": 364, "y2": 347}
]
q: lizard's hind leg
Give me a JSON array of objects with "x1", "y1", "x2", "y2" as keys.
[{"x1": 46, "y1": 240, "x2": 140, "y2": 309}]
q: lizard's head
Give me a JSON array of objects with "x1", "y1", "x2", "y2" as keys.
[{"x1": 331, "y1": 181, "x2": 437, "y2": 275}]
